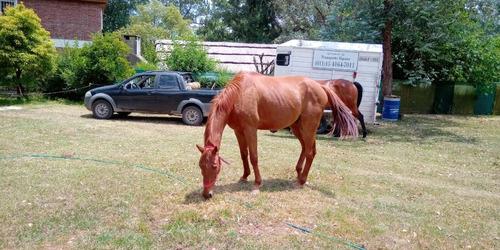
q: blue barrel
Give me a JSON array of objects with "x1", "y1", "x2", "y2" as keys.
[{"x1": 382, "y1": 96, "x2": 401, "y2": 121}]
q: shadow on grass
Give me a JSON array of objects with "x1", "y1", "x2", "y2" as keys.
[
  {"x1": 265, "y1": 115, "x2": 477, "y2": 145},
  {"x1": 80, "y1": 114, "x2": 197, "y2": 126},
  {"x1": 375, "y1": 115, "x2": 478, "y2": 144},
  {"x1": 183, "y1": 178, "x2": 336, "y2": 204}
]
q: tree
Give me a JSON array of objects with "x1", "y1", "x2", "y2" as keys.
[
  {"x1": 272, "y1": 0, "x2": 335, "y2": 42},
  {"x1": 120, "y1": 0, "x2": 193, "y2": 63},
  {"x1": 197, "y1": 0, "x2": 281, "y2": 43},
  {"x1": 320, "y1": 0, "x2": 495, "y2": 95},
  {"x1": 0, "y1": 3, "x2": 57, "y2": 96},
  {"x1": 159, "y1": 0, "x2": 210, "y2": 21},
  {"x1": 103, "y1": 0, "x2": 148, "y2": 33},
  {"x1": 165, "y1": 37, "x2": 217, "y2": 72}
]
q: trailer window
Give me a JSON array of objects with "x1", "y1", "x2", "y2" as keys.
[{"x1": 276, "y1": 53, "x2": 290, "y2": 66}]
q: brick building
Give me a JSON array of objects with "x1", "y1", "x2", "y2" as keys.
[{"x1": 1, "y1": 0, "x2": 107, "y2": 47}]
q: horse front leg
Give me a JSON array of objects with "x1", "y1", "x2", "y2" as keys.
[
  {"x1": 244, "y1": 128, "x2": 261, "y2": 193},
  {"x1": 234, "y1": 130, "x2": 251, "y2": 182}
]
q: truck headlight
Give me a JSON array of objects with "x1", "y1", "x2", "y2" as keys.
[{"x1": 85, "y1": 91, "x2": 92, "y2": 98}]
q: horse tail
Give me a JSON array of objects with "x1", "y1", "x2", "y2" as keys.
[
  {"x1": 321, "y1": 85, "x2": 359, "y2": 138},
  {"x1": 353, "y1": 81, "x2": 363, "y2": 107}
]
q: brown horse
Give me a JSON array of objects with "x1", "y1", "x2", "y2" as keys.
[
  {"x1": 196, "y1": 72, "x2": 358, "y2": 199},
  {"x1": 317, "y1": 79, "x2": 367, "y2": 138}
]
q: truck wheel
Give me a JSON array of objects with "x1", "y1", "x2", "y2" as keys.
[
  {"x1": 92, "y1": 99, "x2": 113, "y2": 119},
  {"x1": 182, "y1": 106, "x2": 203, "y2": 126}
]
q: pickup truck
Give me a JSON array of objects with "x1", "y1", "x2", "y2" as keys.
[{"x1": 84, "y1": 71, "x2": 221, "y2": 125}]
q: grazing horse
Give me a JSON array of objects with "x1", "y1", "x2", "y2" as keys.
[
  {"x1": 317, "y1": 79, "x2": 367, "y2": 138},
  {"x1": 196, "y1": 72, "x2": 358, "y2": 199}
]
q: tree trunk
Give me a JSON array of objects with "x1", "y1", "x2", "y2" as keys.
[
  {"x1": 382, "y1": 0, "x2": 393, "y2": 97},
  {"x1": 15, "y1": 69, "x2": 24, "y2": 97}
]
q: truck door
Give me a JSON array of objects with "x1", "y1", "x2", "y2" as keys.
[
  {"x1": 116, "y1": 74, "x2": 157, "y2": 111},
  {"x1": 154, "y1": 74, "x2": 184, "y2": 113}
]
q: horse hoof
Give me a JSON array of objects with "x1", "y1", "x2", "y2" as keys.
[
  {"x1": 239, "y1": 177, "x2": 248, "y2": 183},
  {"x1": 251, "y1": 189, "x2": 260, "y2": 195},
  {"x1": 202, "y1": 190, "x2": 213, "y2": 199},
  {"x1": 294, "y1": 181, "x2": 305, "y2": 189}
]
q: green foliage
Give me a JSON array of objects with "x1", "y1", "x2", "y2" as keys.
[
  {"x1": 119, "y1": 0, "x2": 193, "y2": 63},
  {"x1": 103, "y1": 0, "x2": 148, "y2": 32},
  {"x1": 165, "y1": 37, "x2": 217, "y2": 73},
  {"x1": 466, "y1": 35, "x2": 500, "y2": 94},
  {"x1": 320, "y1": 0, "x2": 499, "y2": 87},
  {"x1": 197, "y1": 0, "x2": 281, "y2": 43},
  {"x1": 0, "y1": 3, "x2": 57, "y2": 95},
  {"x1": 42, "y1": 34, "x2": 133, "y2": 99},
  {"x1": 159, "y1": 0, "x2": 209, "y2": 21},
  {"x1": 321, "y1": 0, "x2": 384, "y2": 43},
  {"x1": 194, "y1": 69, "x2": 234, "y2": 88},
  {"x1": 272, "y1": 0, "x2": 333, "y2": 43},
  {"x1": 75, "y1": 33, "x2": 134, "y2": 87},
  {"x1": 134, "y1": 61, "x2": 159, "y2": 72}
]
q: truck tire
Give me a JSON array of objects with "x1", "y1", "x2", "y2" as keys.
[
  {"x1": 92, "y1": 99, "x2": 113, "y2": 119},
  {"x1": 182, "y1": 106, "x2": 203, "y2": 126}
]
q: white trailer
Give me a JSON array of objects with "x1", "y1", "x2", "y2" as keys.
[{"x1": 274, "y1": 40, "x2": 383, "y2": 123}]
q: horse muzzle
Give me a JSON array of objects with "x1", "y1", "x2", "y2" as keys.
[{"x1": 202, "y1": 189, "x2": 213, "y2": 199}]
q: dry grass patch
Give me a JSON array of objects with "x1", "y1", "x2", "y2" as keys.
[{"x1": 0, "y1": 104, "x2": 499, "y2": 249}]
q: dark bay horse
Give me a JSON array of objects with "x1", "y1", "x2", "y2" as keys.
[
  {"x1": 317, "y1": 79, "x2": 367, "y2": 138},
  {"x1": 196, "y1": 72, "x2": 358, "y2": 199}
]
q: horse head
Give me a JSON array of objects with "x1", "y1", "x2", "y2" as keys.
[{"x1": 196, "y1": 143, "x2": 229, "y2": 199}]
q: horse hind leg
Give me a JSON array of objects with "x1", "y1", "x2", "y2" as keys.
[
  {"x1": 295, "y1": 113, "x2": 321, "y2": 186},
  {"x1": 298, "y1": 132, "x2": 317, "y2": 185},
  {"x1": 355, "y1": 110, "x2": 367, "y2": 138},
  {"x1": 235, "y1": 130, "x2": 251, "y2": 182}
]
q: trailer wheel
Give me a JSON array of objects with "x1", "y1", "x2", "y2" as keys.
[{"x1": 317, "y1": 117, "x2": 329, "y2": 134}]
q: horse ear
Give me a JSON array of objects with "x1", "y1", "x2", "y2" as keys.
[
  {"x1": 196, "y1": 144, "x2": 204, "y2": 153},
  {"x1": 212, "y1": 146, "x2": 218, "y2": 154}
]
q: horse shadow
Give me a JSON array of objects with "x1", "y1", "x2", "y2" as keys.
[
  {"x1": 183, "y1": 178, "x2": 336, "y2": 204},
  {"x1": 265, "y1": 115, "x2": 477, "y2": 145}
]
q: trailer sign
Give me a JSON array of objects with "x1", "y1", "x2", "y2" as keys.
[{"x1": 312, "y1": 50, "x2": 359, "y2": 71}]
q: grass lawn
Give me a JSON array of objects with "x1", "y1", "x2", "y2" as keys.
[{"x1": 0, "y1": 103, "x2": 498, "y2": 249}]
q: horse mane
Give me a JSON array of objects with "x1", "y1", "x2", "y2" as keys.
[
  {"x1": 211, "y1": 74, "x2": 244, "y2": 114},
  {"x1": 204, "y1": 72, "x2": 246, "y2": 143}
]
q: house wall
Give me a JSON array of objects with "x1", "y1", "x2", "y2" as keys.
[{"x1": 23, "y1": 0, "x2": 104, "y2": 41}]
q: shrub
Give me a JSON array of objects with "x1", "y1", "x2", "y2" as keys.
[
  {"x1": 40, "y1": 33, "x2": 134, "y2": 100},
  {"x1": 165, "y1": 37, "x2": 217, "y2": 73},
  {"x1": 194, "y1": 68, "x2": 235, "y2": 89},
  {"x1": 134, "y1": 61, "x2": 159, "y2": 72},
  {"x1": 76, "y1": 33, "x2": 134, "y2": 87}
]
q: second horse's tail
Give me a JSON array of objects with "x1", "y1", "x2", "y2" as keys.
[{"x1": 320, "y1": 85, "x2": 359, "y2": 138}]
